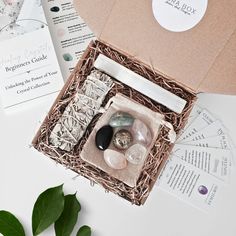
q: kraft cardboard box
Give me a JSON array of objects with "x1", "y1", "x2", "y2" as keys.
[
  {"x1": 33, "y1": 0, "x2": 236, "y2": 205},
  {"x1": 75, "y1": 0, "x2": 236, "y2": 94}
]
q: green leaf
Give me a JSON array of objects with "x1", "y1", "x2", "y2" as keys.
[
  {"x1": 32, "y1": 184, "x2": 64, "y2": 236},
  {"x1": 76, "y1": 225, "x2": 92, "y2": 236},
  {"x1": 0, "y1": 211, "x2": 25, "y2": 236},
  {"x1": 54, "y1": 194, "x2": 81, "y2": 236}
]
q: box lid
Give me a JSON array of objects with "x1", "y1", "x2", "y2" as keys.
[{"x1": 74, "y1": 0, "x2": 236, "y2": 94}]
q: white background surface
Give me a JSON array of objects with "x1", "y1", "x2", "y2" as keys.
[{"x1": 0, "y1": 92, "x2": 236, "y2": 236}]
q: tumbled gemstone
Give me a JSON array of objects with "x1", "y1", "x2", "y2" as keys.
[
  {"x1": 125, "y1": 144, "x2": 147, "y2": 165},
  {"x1": 113, "y1": 129, "x2": 133, "y2": 150},
  {"x1": 95, "y1": 125, "x2": 113, "y2": 150},
  {"x1": 104, "y1": 149, "x2": 127, "y2": 170},
  {"x1": 109, "y1": 111, "x2": 134, "y2": 128},
  {"x1": 131, "y1": 119, "x2": 152, "y2": 145}
]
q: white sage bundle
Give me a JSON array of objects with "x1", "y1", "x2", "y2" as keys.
[{"x1": 49, "y1": 69, "x2": 114, "y2": 151}]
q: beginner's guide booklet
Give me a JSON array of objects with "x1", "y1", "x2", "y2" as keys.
[{"x1": 0, "y1": 0, "x2": 94, "y2": 110}]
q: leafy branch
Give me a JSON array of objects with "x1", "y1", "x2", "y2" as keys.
[{"x1": 0, "y1": 185, "x2": 92, "y2": 236}]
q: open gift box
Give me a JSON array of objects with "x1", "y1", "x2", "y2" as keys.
[{"x1": 32, "y1": 0, "x2": 236, "y2": 205}]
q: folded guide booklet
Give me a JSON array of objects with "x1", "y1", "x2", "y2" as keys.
[
  {"x1": 0, "y1": 0, "x2": 94, "y2": 109},
  {"x1": 42, "y1": 0, "x2": 95, "y2": 80}
]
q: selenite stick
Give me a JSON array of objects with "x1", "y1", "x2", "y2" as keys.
[{"x1": 94, "y1": 54, "x2": 187, "y2": 114}]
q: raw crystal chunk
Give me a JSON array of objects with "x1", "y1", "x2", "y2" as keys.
[
  {"x1": 125, "y1": 144, "x2": 147, "y2": 165},
  {"x1": 109, "y1": 112, "x2": 134, "y2": 128},
  {"x1": 113, "y1": 129, "x2": 133, "y2": 150},
  {"x1": 104, "y1": 149, "x2": 127, "y2": 170}
]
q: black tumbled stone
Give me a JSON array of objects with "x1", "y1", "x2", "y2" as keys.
[{"x1": 95, "y1": 125, "x2": 113, "y2": 151}]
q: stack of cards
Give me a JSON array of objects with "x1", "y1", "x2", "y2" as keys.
[{"x1": 157, "y1": 105, "x2": 235, "y2": 212}]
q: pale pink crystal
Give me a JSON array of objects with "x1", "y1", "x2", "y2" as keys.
[{"x1": 104, "y1": 149, "x2": 127, "y2": 170}]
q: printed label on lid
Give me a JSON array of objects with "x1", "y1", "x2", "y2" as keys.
[{"x1": 152, "y1": 0, "x2": 208, "y2": 32}]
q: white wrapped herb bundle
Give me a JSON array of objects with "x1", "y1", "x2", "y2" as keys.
[{"x1": 49, "y1": 69, "x2": 114, "y2": 151}]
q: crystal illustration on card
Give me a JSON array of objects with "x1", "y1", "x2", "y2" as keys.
[{"x1": 0, "y1": 0, "x2": 46, "y2": 41}]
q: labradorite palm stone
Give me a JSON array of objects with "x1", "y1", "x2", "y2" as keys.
[{"x1": 109, "y1": 112, "x2": 134, "y2": 128}]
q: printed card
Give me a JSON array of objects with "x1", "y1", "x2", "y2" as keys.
[
  {"x1": 175, "y1": 104, "x2": 203, "y2": 137},
  {"x1": 177, "y1": 109, "x2": 216, "y2": 143},
  {"x1": 172, "y1": 144, "x2": 232, "y2": 182},
  {"x1": 157, "y1": 105, "x2": 235, "y2": 211},
  {"x1": 182, "y1": 120, "x2": 228, "y2": 142},
  {"x1": 42, "y1": 0, "x2": 95, "y2": 80},
  {"x1": 157, "y1": 157, "x2": 221, "y2": 212},
  {"x1": 184, "y1": 134, "x2": 232, "y2": 150},
  {"x1": 0, "y1": 0, "x2": 64, "y2": 109}
]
